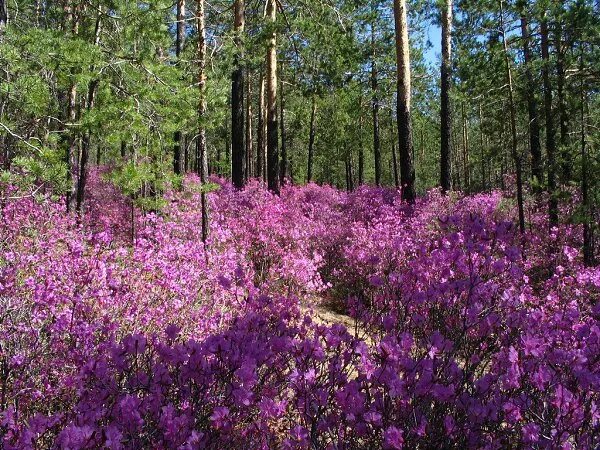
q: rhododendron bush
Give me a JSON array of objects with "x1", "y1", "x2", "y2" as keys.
[{"x1": 1, "y1": 170, "x2": 599, "y2": 449}]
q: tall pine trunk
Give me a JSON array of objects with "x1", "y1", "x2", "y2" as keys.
[
  {"x1": 500, "y1": 0, "x2": 525, "y2": 234},
  {"x1": 500, "y1": 0, "x2": 525, "y2": 233},
  {"x1": 231, "y1": 0, "x2": 246, "y2": 188},
  {"x1": 265, "y1": 0, "x2": 279, "y2": 194},
  {"x1": 555, "y1": 22, "x2": 570, "y2": 182},
  {"x1": 245, "y1": 76, "x2": 253, "y2": 179},
  {"x1": 76, "y1": 11, "x2": 102, "y2": 213},
  {"x1": 197, "y1": 0, "x2": 209, "y2": 243},
  {"x1": 307, "y1": 94, "x2": 316, "y2": 183},
  {"x1": 173, "y1": 0, "x2": 186, "y2": 175},
  {"x1": 440, "y1": 0, "x2": 452, "y2": 193},
  {"x1": 393, "y1": 0, "x2": 415, "y2": 202},
  {"x1": 518, "y1": 1, "x2": 542, "y2": 187},
  {"x1": 371, "y1": 24, "x2": 381, "y2": 186},
  {"x1": 541, "y1": 15, "x2": 558, "y2": 228},
  {"x1": 256, "y1": 75, "x2": 266, "y2": 180},
  {"x1": 279, "y1": 77, "x2": 287, "y2": 184}
]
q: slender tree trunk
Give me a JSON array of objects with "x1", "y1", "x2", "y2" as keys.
[
  {"x1": 500, "y1": 0, "x2": 525, "y2": 234},
  {"x1": 440, "y1": 0, "x2": 452, "y2": 193},
  {"x1": 555, "y1": 23, "x2": 570, "y2": 182},
  {"x1": 393, "y1": 0, "x2": 415, "y2": 202},
  {"x1": 245, "y1": 76, "x2": 253, "y2": 180},
  {"x1": 358, "y1": 97, "x2": 364, "y2": 185},
  {"x1": 265, "y1": 0, "x2": 279, "y2": 194},
  {"x1": 580, "y1": 45, "x2": 593, "y2": 266},
  {"x1": 518, "y1": 2, "x2": 542, "y2": 186},
  {"x1": 279, "y1": 78, "x2": 287, "y2": 184},
  {"x1": 173, "y1": 0, "x2": 186, "y2": 175},
  {"x1": 541, "y1": 15, "x2": 558, "y2": 227},
  {"x1": 391, "y1": 114, "x2": 399, "y2": 189},
  {"x1": 231, "y1": 0, "x2": 246, "y2": 188},
  {"x1": 371, "y1": 24, "x2": 381, "y2": 186},
  {"x1": 256, "y1": 75, "x2": 266, "y2": 180},
  {"x1": 307, "y1": 94, "x2": 317, "y2": 183},
  {"x1": 76, "y1": 12, "x2": 102, "y2": 213},
  {"x1": 478, "y1": 103, "x2": 486, "y2": 191},
  {"x1": 461, "y1": 102, "x2": 470, "y2": 192},
  {"x1": 65, "y1": 5, "x2": 80, "y2": 213},
  {"x1": 197, "y1": 0, "x2": 209, "y2": 243}
]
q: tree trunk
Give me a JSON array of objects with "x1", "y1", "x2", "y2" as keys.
[
  {"x1": 555, "y1": 22, "x2": 570, "y2": 182},
  {"x1": 478, "y1": 103, "x2": 486, "y2": 191},
  {"x1": 245, "y1": 76, "x2": 253, "y2": 180},
  {"x1": 307, "y1": 94, "x2": 316, "y2": 183},
  {"x1": 393, "y1": 0, "x2": 415, "y2": 203},
  {"x1": 580, "y1": 45, "x2": 593, "y2": 266},
  {"x1": 173, "y1": 0, "x2": 186, "y2": 175},
  {"x1": 499, "y1": 0, "x2": 525, "y2": 234},
  {"x1": 231, "y1": 0, "x2": 246, "y2": 188},
  {"x1": 279, "y1": 78, "x2": 287, "y2": 184},
  {"x1": 390, "y1": 109, "x2": 399, "y2": 188},
  {"x1": 541, "y1": 15, "x2": 558, "y2": 228},
  {"x1": 440, "y1": 0, "x2": 452, "y2": 193},
  {"x1": 256, "y1": 75, "x2": 266, "y2": 180},
  {"x1": 461, "y1": 102, "x2": 470, "y2": 192},
  {"x1": 265, "y1": 0, "x2": 279, "y2": 194},
  {"x1": 197, "y1": 0, "x2": 209, "y2": 243},
  {"x1": 358, "y1": 97, "x2": 364, "y2": 185},
  {"x1": 76, "y1": 12, "x2": 102, "y2": 213},
  {"x1": 518, "y1": 1, "x2": 542, "y2": 187},
  {"x1": 371, "y1": 24, "x2": 381, "y2": 186}
]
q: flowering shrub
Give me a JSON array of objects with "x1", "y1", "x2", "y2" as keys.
[{"x1": 1, "y1": 170, "x2": 599, "y2": 448}]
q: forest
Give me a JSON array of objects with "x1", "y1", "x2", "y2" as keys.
[{"x1": 0, "y1": 0, "x2": 600, "y2": 448}]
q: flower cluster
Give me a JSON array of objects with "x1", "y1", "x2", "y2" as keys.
[{"x1": 1, "y1": 170, "x2": 598, "y2": 448}]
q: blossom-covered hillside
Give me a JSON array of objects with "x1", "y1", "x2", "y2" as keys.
[{"x1": 1, "y1": 172, "x2": 599, "y2": 449}]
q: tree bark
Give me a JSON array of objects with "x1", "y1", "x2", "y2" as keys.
[
  {"x1": 307, "y1": 94, "x2": 316, "y2": 183},
  {"x1": 256, "y1": 74, "x2": 266, "y2": 180},
  {"x1": 555, "y1": 21, "x2": 570, "y2": 182},
  {"x1": 440, "y1": 0, "x2": 452, "y2": 193},
  {"x1": 279, "y1": 78, "x2": 287, "y2": 184},
  {"x1": 500, "y1": 0, "x2": 525, "y2": 234},
  {"x1": 231, "y1": 0, "x2": 246, "y2": 188},
  {"x1": 391, "y1": 112, "x2": 399, "y2": 189},
  {"x1": 76, "y1": 11, "x2": 102, "y2": 213},
  {"x1": 197, "y1": 0, "x2": 209, "y2": 243},
  {"x1": 579, "y1": 45, "x2": 593, "y2": 266},
  {"x1": 393, "y1": 0, "x2": 415, "y2": 202},
  {"x1": 173, "y1": 0, "x2": 186, "y2": 175},
  {"x1": 65, "y1": 4, "x2": 80, "y2": 213},
  {"x1": 245, "y1": 76, "x2": 253, "y2": 179},
  {"x1": 265, "y1": 0, "x2": 279, "y2": 194},
  {"x1": 461, "y1": 102, "x2": 470, "y2": 192},
  {"x1": 371, "y1": 24, "x2": 381, "y2": 186},
  {"x1": 518, "y1": 1, "x2": 542, "y2": 187},
  {"x1": 541, "y1": 15, "x2": 558, "y2": 228}
]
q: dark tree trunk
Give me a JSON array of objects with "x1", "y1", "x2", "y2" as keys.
[
  {"x1": 500, "y1": 0, "x2": 525, "y2": 234},
  {"x1": 393, "y1": 0, "x2": 415, "y2": 202},
  {"x1": 440, "y1": 0, "x2": 452, "y2": 193},
  {"x1": 580, "y1": 45, "x2": 594, "y2": 266},
  {"x1": 265, "y1": 0, "x2": 279, "y2": 194},
  {"x1": 279, "y1": 78, "x2": 287, "y2": 184},
  {"x1": 518, "y1": 2, "x2": 542, "y2": 186},
  {"x1": 173, "y1": 0, "x2": 186, "y2": 175},
  {"x1": 245, "y1": 76, "x2": 253, "y2": 180},
  {"x1": 256, "y1": 75, "x2": 266, "y2": 180},
  {"x1": 307, "y1": 95, "x2": 316, "y2": 183},
  {"x1": 231, "y1": 0, "x2": 245, "y2": 189},
  {"x1": 197, "y1": 0, "x2": 209, "y2": 243},
  {"x1": 371, "y1": 25, "x2": 381, "y2": 186},
  {"x1": 541, "y1": 16, "x2": 558, "y2": 228},
  {"x1": 555, "y1": 23, "x2": 570, "y2": 182},
  {"x1": 390, "y1": 112, "x2": 399, "y2": 188},
  {"x1": 461, "y1": 103, "x2": 470, "y2": 192}
]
